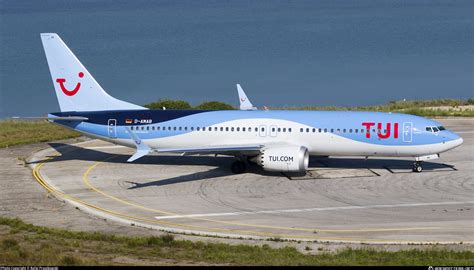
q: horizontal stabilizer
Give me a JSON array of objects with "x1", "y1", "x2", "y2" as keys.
[{"x1": 12, "y1": 116, "x2": 88, "y2": 121}]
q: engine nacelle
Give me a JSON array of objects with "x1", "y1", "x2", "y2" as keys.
[{"x1": 251, "y1": 145, "x2": 309, "y2": 172}]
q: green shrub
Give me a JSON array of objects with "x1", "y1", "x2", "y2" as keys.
[
  {"x1": 2, "y1": 238, "x2": 18, "y2": 249},
  {"x1": 144, "y1": 99, "x2": 192, "y2": 110},
  {"x1": 195, "y1": 101, "x2": 235, "y2": 110}
]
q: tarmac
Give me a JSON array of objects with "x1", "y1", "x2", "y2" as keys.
[{"x1": 2, "y1": 118, "x2": 473, "y2": 246}]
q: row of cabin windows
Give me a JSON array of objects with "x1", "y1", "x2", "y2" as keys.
[
  {"x1": 299, "y1": 127, "x2": 387, "y2": 134},
  {"x1": 130, "y1": 126, "x2": 287, "y2": 132},
  {"x1": 130, "y1": 125, "x2": 386, "y2": 134}
]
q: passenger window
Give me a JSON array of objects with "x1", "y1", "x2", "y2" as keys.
[
  {"x1": 337, "y1": 129, "x2": 340, "y2": 133},
  {"x1": 306, "y1": 128, "x2": 309, "y2": 133},
  {"x1": 197, "y1": 127, "x2": 200, "y2": 131},
  {"x1": 141, "y1": 126, "x2": 144, "y2": 131},
  {"x1": 226, "y1": 127, "x2": 229, "y2": 131},
  {"x1": 272, "y1": 128, "x2": 276, "y2": 132},
  {"x1": 288, "y1": 128, "x2": 292, "y2": 132},
  {"x1": 349, "y1": 129, "x2": 352, "y2": 133},
  {"x1": 168, "y1": 127, "x2": 171, "y2": 131},
  {"x1": 324, "y1": 128, "x2": 327, "y2": 133},
  {"x1": 243, "y1": 127, "x2": 246, "y2": 132},
  {"x1": 191, "y1": 127, "x2": 194, "y2": 131},
  {"x1": 343, "y1": 129, "x2": 346, "y2": 133},
  {"x1": 277, "y1": 128, "x2": 281, "y2": 132},
  {"x1": 184, "y1": 127, "x2": 187, "y2": 131},
  {"x1": 237, "y1": 127, "x2": 240, "y2": 132},
  {"x1": 283, "y1": 128, "x2": 286, "y2": 132},
  {"x1": 432, "y1": 127, "x2": 439, "y2": 132},
  {"x1": 173, "y1": 127, "x2": 176, "y2": 131},
  {"x1": 220, "y1": 127, "x2": 223, "y2": 131},
  {"x1": 261, "y1": 127, "x2": 265, "y2": 132},
  {"x1": 312, "y1": 128, "x2": 315, "y2": 133},
  {"x1": 318, "y1": 128, "x2": 322, "y2": 133},
  {"x1": 331, "y1": 129, "x2": 334, "y2": 133},
  {"x1": 300, "y1": 128, "x2": 303, "y2": 132}
]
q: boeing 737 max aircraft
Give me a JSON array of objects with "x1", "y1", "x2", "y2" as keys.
[{"x1": 36, "y1": 33, "x2": 463, "y2": 174}]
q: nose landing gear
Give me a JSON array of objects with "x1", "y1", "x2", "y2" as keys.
[{"x1": 413, "y1": 161, "x2": 423, "y2": 173}]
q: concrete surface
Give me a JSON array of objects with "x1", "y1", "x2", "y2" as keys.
[{"x1": 19, "y1": 118, "x2": 473, "y2": 244}]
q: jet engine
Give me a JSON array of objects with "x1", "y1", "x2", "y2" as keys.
[{"x1": 251, "y1": 145, "x2": 309, "y2": 172}]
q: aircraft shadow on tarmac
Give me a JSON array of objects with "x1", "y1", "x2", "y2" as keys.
[{"x1": 26, "y1": 143, "x2": 456, "y2": 188}]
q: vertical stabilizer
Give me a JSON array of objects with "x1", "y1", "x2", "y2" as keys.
[
  {"x1": 40, "y1": 33, "x2": 146, "y2": 112},
  {"x1": 237, "y1": 84, "x2": 257, "y2": 110}
]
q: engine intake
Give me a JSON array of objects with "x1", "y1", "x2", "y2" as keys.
[{"x1": 251, "y1": 145, "x2": 309, "y2": 172}]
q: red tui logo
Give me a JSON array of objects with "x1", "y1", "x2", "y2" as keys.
[
  {"x1": 56, "y1": 72, "x2": 84, "y2": 96},
  {"x1": 362, "y1": 122, "x2": 399, "y2": 139}
]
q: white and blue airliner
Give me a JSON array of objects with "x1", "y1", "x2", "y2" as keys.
[{"x1": 37, "y1": 33, "x2": 463, "y2": 174}]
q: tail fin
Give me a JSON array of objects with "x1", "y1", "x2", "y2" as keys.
[
  {"x1": 40, "y1": 33, "x2": 146, "y2": 112},
  {"x1": 236, "y1": 84, "x2": 257, "y2": 110}
]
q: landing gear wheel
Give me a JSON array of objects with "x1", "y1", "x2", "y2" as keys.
[
  {"x1": 413, "y1": 162, "x2": 423, "y2": 173},
  {"x1": 231, "y1": 161, "x2": 246, "y2": 174}
]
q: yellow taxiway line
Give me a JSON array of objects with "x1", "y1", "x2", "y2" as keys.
[{"x1": 31, "y1": 150, "x2": 474, "y2": 244}]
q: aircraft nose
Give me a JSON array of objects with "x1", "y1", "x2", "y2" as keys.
[
  {"x1": 440, "y1": 130, "x2": 463, "y2": 150},
  {"x1": 443, "y1": 133, "x2": 463, "y2": 150},
  {"x1": 452, "y1": 137, "x2": 463, "y2": 148}
]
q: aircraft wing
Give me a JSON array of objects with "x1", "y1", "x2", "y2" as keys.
[
  {"x1": 236, "y1": 84, "x2": 257, "y2": 110},
  {"x1": 157, "y1": 144, "x2": 262, "y2": 156}
]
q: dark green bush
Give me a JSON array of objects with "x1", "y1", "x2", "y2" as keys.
[
  {"x1": 195, "y1": 101, "x2": 235, "y2": 110},
  {"x1": 144, "y1": 99, "x2": 192, "y2": 110}
]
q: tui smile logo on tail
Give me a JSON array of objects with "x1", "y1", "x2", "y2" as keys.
[{"x1": 56, "y1": 72, "x2": 84, "y2": 96}]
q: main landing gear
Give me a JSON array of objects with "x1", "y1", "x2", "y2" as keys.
[
  {"x1": 231, "y1": 160, "x2": 247, "y2": 174},
  {"x1": 413, "y1": 161, "x2": 423, "y2": 173}
]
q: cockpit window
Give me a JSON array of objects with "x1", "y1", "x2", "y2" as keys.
[{"x1": 426, "y1": 126, "x2": 443, "y2": 133}]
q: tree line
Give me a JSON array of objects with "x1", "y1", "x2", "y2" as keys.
[{"x1": 144, "y1": 99, "x2": 235, "y2": 110}]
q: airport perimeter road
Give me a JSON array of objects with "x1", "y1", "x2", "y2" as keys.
[{"x1": 24, "y1": 119, "x2": 474, "y2": 243}]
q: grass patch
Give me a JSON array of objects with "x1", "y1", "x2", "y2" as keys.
[
  {"x1": 0, "y1": 216, "x2": 472, "y2": 266},
  {"x1": 275, "y1": 99, "x2": 474, "y2": 117},
  {"x1": 0, "y1": 120, "x2": 80, "y2": 148}
]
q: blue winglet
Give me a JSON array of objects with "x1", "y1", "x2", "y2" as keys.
[{"x1": 125, "y1": 127, "x2": 151, "y2": 162}]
